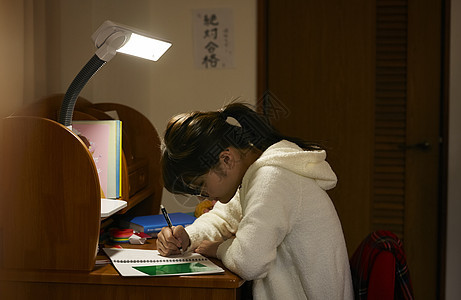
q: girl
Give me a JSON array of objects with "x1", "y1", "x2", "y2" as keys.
[{"x1": 157, "y1": 103, "x2": 353, "y2": 299}]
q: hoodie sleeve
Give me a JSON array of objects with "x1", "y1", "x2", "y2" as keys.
[
  {"x1": 185, "y1": 195, "x2": 242, "y2": 251},
  {"x1": 216, "y1": 165, "x2": 302, "y2": 280}
]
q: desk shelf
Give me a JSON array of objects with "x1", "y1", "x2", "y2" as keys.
[{"x1": 0, "y1": 94, "x2": 163, "y2": 272}]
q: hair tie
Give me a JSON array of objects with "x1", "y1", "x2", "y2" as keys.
[{"x1": 219, "y1": 108, "x2": 242, "y2": 127}]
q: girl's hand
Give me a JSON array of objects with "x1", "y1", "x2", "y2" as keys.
[
  {"x1": 156, "y1": 225, "x2": 190, "y2": 256},
  {"x1": 194, "y1": 240, "x2": 222, "y2": 258}
]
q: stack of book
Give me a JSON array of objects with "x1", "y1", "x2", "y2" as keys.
[{"x1": 73, "y1": 120, "x2": 122, "y2": 199}]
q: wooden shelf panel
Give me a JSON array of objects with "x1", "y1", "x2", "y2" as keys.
[
  {"x1": 0, "y1": 94, "x2": 163, "y2": 272},
  {"x1": 0, "y1": 116, "x2": 100, "y2": 271}
]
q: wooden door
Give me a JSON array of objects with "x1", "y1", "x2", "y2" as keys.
[{"x1": 259, "y1": 0, "x2": 444, "y2": 298}]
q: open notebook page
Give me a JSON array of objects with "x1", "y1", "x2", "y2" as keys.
[{"x1": 103, "y1": 248, "x2": 224, "y2": 277}]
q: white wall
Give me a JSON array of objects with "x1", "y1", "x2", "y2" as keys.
[
  {"x1": 0, "y1": 0, "x2": 24, "y2": 119},
  {"x1": 54, "y1": 0, "x2": 257, "y2": 212},
  {"x1": 446, "y1": 0, "x2": 461, "y2": 298}
]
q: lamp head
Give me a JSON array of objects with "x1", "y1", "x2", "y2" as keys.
[{"x1": 91, "y1": 20, "x2": 172, "y2": 62}]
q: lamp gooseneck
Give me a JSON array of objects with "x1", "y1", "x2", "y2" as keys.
[{"x1": 58, "y1": 54, "x2": 106, "y2": 127}]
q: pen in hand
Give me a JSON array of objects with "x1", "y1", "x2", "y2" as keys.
[{"x1": 160, "y1": 204, "x2": 183, "y2": 254}]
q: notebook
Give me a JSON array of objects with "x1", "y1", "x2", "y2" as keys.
[{"x1": 103, "y1": 248, "x2": 225, "y2": 277}]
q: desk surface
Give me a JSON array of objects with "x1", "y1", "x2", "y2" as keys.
[{"x1": 0, "y1": 240, "x2": 245, "y2": 299}]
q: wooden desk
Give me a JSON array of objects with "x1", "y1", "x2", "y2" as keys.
[{"x1": 0, "y1": 240, "x2": 245, "y2": 300}]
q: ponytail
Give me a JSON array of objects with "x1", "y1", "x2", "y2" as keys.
[
  {"x1": 219, "y1": 103, "x2": 276, "y2": 150},
  {"x1": 221, "y1": 103, "x2": 322, "y2": 151}
]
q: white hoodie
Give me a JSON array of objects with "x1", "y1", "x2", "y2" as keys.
[{"x1": 185, "y1": 140, "x2": 354, "y2": 300}]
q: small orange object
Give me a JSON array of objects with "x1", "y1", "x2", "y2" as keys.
[{"x1": 194, "y1": 199, "x2": 217, "y2": 217}]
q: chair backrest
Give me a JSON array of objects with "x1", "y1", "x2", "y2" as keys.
[{"x1": 349, "y1": 230, "x2": 414, "y2": 300}]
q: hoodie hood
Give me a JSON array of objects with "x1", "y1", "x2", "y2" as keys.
[{"x1": 248, "y1": 140, "x2": 337, "y2": 190}]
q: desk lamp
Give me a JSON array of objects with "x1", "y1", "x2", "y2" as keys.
[{"x1": 58, "y1": 20, "x2": 172, "y2": 128}]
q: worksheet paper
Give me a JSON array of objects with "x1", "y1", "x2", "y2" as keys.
[{"x1": 103, "y1": 248, "x2": 224, "y2": 277}]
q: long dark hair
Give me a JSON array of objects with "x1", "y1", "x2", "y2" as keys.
[{"x1": 161, "y1": 102, "x2": 322, "y2": 195}]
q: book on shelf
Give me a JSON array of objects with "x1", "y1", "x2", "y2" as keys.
[
  {"x1": 121, "y1": 212, "x2": 196, "y2": 237},
  {"x1": 73, "y1": 120, "x2": 122, "y2": 199},
  {"x1": 103, "y1": 247, "x2": 224, "y2": 277}
]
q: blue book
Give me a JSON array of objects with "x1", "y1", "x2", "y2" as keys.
[
  {"x1": 122, "y1": 213, "x2": 196, "y2": 237},
  {"x1": 115, "y1": 120, "x2": 122, "y2": 198}
]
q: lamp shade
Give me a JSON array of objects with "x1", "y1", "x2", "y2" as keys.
[{"x1": 92, "y1": 20, "x2": 171, "y2": 62}]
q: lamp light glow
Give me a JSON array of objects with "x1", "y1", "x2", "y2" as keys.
[
  {"x1": 92, "y1": 20, "x2": 172, "y2": 62},
  {"x1": 117, "y1": 33, "x2": 171, "y2": 61},
  {"x1": 58, "y1": 20, "x2": 171, "y2": 127}
]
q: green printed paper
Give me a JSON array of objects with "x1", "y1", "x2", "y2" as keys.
[{"x1": 133, "y1": 262, "x2": 213, "y2": 276}]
